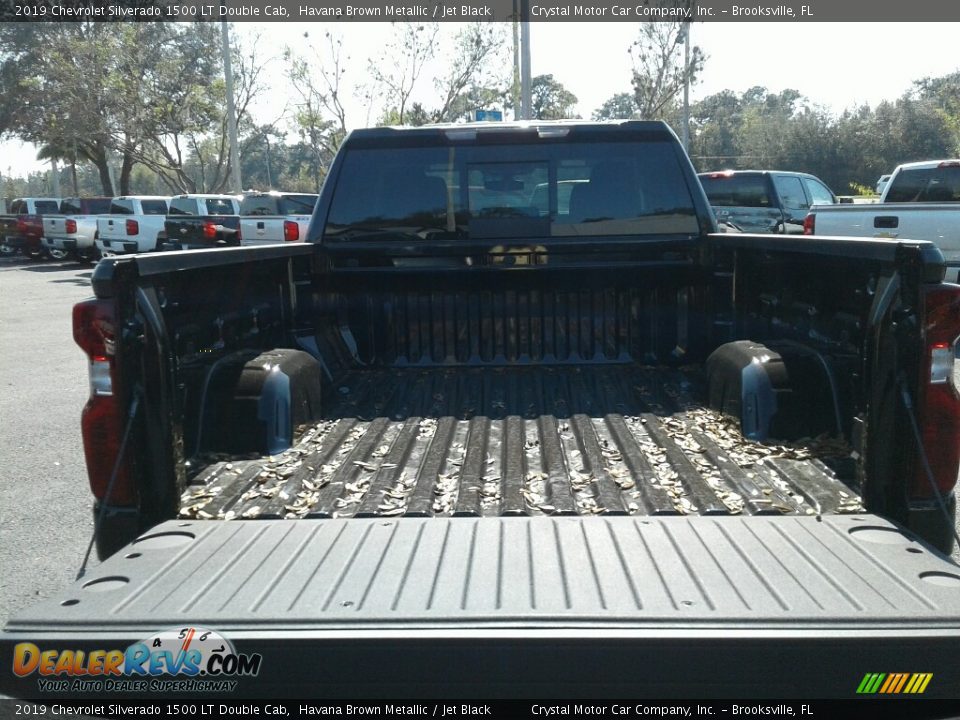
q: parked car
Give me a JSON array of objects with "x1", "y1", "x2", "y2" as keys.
[
  {"x1": 805, "y1": 159, "x2": 960, "y2": 282},
  {"x1": 0, "y1": 197, "x2": 62, "y2": 259},
  {"x1": 42, "y1": 197, "x2": 113, "y2": 263},
  {"x1": 698, "y1": 170, "x2": 837, "y2": 234},
  {"x1": 95, "y1": 196, "x2": 170, "y2": 256},
  {"x1": 160, "y1": 194, "x2": 241, "y2": 251},
  {"x1": 239, "y1": 191, "x2": 318, "y2": 246}
]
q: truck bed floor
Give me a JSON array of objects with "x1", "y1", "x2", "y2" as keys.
[{"x1": 182, "y1": 365, "x2": 861, "y2": 521}]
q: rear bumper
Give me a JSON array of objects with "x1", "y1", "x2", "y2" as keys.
[
  {"x1": 47, "y1": 236, "x2": 90, "y2": 251},
  {"x1": 2, "y1": 234, "x2": 29, "y2": 248},
  {"x1": 97, "y1": 238, "x2": 140, "y2": 254}
]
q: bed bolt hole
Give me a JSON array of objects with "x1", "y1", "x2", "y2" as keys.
[
  {"x1": 61, "y1": 599, "x2": 80, "y2": 607},
  {"x1": 681, "y1": 600, "x2": 694, "y2": 606},
  {"x1": 340, "y1": 600, "x2": 355, "y2": 608}
]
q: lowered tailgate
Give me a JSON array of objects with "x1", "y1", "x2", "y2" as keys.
[{"x1": 3, "y1": 514, "x2": 959, "y2": 698}]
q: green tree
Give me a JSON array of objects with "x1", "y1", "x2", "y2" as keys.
[
  {"x1": 373, "y1": 23, "x2": 507, "y2": 126},
  {"x1": 511, "y1": 74, "x2": 578, "y2": 120},
  {"x1": 0, "y1": 22, "x2": 129, "y2": 194},
  {"x1": 592, "y1": 93, "x2": 639, "y2": 121},
  {"x1": 628, "y1": 12, "x2": 705, "y2": 120},
  {"x1": 430, "y1": 24, "x2": 507, "y2": 123},
  {"x1": 369, "y1": 23, "x2": 440, "y2": 126}
]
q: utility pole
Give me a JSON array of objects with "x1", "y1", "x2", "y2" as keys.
[
  {"x1": 221, "y1": 21, "x2": 243, "y2": 193},
  {"x1": 511, "y1": 0, "x2": 521, "y2": 121},
  {"x1": 264, "y1": 133, "x2": 273, "y2": 189},
  {"x1": 520, "y1": 0, "x2": 532, "y2": 120},
  {"x1": 681, "y1": 21, "x2": 691, "y2": 153}
]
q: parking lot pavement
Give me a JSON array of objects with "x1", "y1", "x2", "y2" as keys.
[
  {"x1": 0, "y1": 256, "x2": 100, "y2": 629},
  {"x1": 0, "y1": 255, "x2": 957, "y2": 631}
]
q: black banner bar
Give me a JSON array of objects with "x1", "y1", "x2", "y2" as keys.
[
  {"x1": 3, "y1": 699, "x2": 960, "y2": 720},
  {"x1": 2, "y1": 0, "x2": 960, "y2": 22}
]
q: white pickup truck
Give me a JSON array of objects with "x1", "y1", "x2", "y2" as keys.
[
  {"x1": 806, "y1": 159, "x2": 960, "y2": 282},
  {"x1": 42, "y1": 196, "x2": 112, "y2": 262},
  {"x1": 238, "y1": 191, "x2": 318, "y2": 246},
  {"x1": 95, "y1": 196, "x2": 171, "y2": 256}
]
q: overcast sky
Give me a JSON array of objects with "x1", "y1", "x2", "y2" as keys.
[{"x1": 3, "y1": 21, "x2": 958, "y2": 180}]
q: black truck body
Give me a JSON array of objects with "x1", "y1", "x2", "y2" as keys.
[
  {"x1": 3, "y1": 122, "x2": 959, "y2": 699},
  {"x1": 161, "y1": 194, "x2": 242, "y2": 251}
]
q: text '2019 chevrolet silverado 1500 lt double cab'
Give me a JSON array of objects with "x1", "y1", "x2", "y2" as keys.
[{"x1": 3, "y1": 122, "x2": 960, "y2": 699}]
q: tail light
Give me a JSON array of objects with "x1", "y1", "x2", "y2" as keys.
[
  {"x1": 803, "y1": 213, "x2": 815, "y2": 235},
  {"x1": 16, "y1": 218, "x2": 28, "y2": 234},
  {"x1": 283, "y1": 220, "x2": 299, "y2": 242},
  {"x1": 911, "y1": 284, "x2": 960, "y2": 497},
  {"x1": 65, "y1": 219, "x2": 77, "y2": 234},
  {"x1": 125, "y1": 219, "x2": 139, "y2": 236},
  {"x1": 202, "y1": 222, "x2": 217, "y2": 240},
  {"x1": 73, "y1": 298, "x2": 136, "y2": 505}
]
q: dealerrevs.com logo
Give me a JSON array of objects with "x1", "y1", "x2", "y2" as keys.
[{"x1": 13, "y1": 626, "x2": 262, "y2": 693}]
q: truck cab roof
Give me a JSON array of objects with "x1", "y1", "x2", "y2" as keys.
[{"x1": 344, "y1": 119, "x2": 676, "y2": 144}]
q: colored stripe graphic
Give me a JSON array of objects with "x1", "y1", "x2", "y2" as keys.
[
  {"x1": 858, "y1": 672, "x2": 932, "y2": 694},
  {"x1": 892, "y1": 673, "x2": 909, "y2": 694}
]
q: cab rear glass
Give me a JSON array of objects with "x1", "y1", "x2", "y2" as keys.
[
  {"x1": 885, "y1": 166, "x2": 960, "y2": 202},
  {"x1": 324, "y1": 140, "x2": 699, "y2": 240}
]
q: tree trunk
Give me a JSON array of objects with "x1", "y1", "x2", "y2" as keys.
[
  {"x1": 91, "y1": 145, "x2": 114, "y2": 196},
  {"x1": 119, "y1": 152, "x2": 135, "y2": 195},
  {"x1": 71, "y1": 160, "x2": 79, "y2": 196}
]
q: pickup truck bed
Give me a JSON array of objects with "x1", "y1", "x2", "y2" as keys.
[
  {"x1": 6, "y1": 123, "x2": 959, "y2": 701},
  {"x1": 183, "y1": 365, "x2": 860, "y2": 522}
]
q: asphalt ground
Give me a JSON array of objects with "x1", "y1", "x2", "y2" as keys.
[{"x1": 0, "y1": 254, "x2": 958, "y2": 634}]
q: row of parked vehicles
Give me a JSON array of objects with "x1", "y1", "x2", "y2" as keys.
[
  {"x1": 0, "y1": 190, "x2": 319, "y2": 263},
  {"x1": 698, "y1": 159, "x2": 960, "y2": 282}
]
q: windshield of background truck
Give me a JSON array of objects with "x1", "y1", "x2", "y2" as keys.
[
  {"x1": 240, "y1": 194, "x2": 317, "y2": 216},
  {"x1": 324, "y1": 140, "x2": 699, "y2": 239},
  {"x1": 61, "y1": 198, "x2": 111, "y2": 214},
  {"x1": 204, "y1": 198, "x2": 238, "y2": 215},
  {"x1": 699, "y1": 174, "x2": 771, "y2": 208},
  {"x1": 34, "y1": 200, "x2": 60, "y2": 214},
  {"x1": 885, "y1": 165, "x2": 960, "y2": 202}
]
